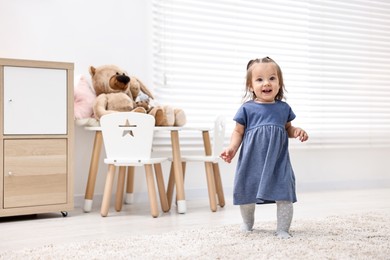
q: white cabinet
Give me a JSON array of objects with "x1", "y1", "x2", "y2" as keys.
[{"x1": 0, "y1": 58, "x2": 74, "y2": 217}]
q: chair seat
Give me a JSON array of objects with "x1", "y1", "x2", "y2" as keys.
[{"x1": 105, "y1": 157, "x2": 168, "y2": 166}]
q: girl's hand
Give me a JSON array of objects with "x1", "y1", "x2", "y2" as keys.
[
  {"x1": 220, "y1": 148, "x2": 236, "y2": 163},
  {"x1": 294, "y1": 128, "x2": 309, "y2": 142},
  {"x1": 221, "y1": 123, "x2": 244, "y2": 163}
]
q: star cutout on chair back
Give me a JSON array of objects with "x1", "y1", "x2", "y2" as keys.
[{"x1": 119, "y1": 119, "x2": 137, "y2": 137}]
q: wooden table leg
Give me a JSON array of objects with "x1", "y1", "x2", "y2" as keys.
[
  {"x1": 167, "y1": 161, "x2": 186, "y2": 209},
  {"x1": 83, "y1": 131, "x2": 103, "y2": 212},
  {"x1": 170, "y1": 130, "x2": 186, "y2": 213}
]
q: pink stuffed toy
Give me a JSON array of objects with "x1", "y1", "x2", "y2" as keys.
[{"x1": 74, "y1": 75, "x2": 98, "y2": 125}]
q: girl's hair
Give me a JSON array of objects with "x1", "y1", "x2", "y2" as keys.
[{"x1": 244, "y1": 56, "x2": 286, "y2": 102}]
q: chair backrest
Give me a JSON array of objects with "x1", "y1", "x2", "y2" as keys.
[
  {"x1": 212, "y1": 115, "x2": 226, "y2": 156},
  {"x1": 100, "y1": 112, "x2": 155, "y2": 160}
]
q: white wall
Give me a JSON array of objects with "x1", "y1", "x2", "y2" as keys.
[
  {"x1": 1, "y1": 0, "x2": 389, "y2": 204},
  {"x1": 0, "y1": 0, "x2": 156, "y2": 201}
]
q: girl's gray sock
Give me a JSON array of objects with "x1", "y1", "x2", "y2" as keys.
[
  {"x1": 276, "y1": 201, "x2": 293, "y2": 239},
  {"x1": 239, "y1": 203, "x2": 255, "y2": 231}
]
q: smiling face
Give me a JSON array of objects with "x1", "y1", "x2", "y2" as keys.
[{"x1": 249, "y1": 62, "x2": 280, "y2": 103}]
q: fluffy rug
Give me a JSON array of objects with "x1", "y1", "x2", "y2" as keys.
[{"x1": 1, "y1": 211, "x2": 389, "y2": 260}]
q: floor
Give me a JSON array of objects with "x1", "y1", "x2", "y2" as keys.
[{"x1": 1, "y1": 188, "x2": 389, "y2": 252}]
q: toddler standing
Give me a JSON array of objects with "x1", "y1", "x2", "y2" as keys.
[{"x1": 220, "y1": 57, "x2": 308, "y2": 239}]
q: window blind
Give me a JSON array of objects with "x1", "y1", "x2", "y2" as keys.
[{"x1": 151, "y1": 0, "x2": 390, "y2": 150}]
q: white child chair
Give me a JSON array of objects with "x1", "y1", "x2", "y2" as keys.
[
  {"x1": 167, "y1": 115, "x2": 226, "y2": 212},
  {"x1": 99, "y1": 112, "x2": 169, "y2": 218}
]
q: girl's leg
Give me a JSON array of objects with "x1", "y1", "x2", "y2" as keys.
[
  {"x1": 239, "y1": 203, "x2": 255, "y2": 231},
  {"x1": 276, "y1": 201, "x2": 293, "y2": 239}
]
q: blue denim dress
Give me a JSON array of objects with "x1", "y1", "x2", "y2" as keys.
[{"x1": 233, "y1": 100, "x2": 297, "y2": 205}]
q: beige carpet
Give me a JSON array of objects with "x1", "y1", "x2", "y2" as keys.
[{"x1": 1, "y1": 211, "x2": 389, "y2": 260}]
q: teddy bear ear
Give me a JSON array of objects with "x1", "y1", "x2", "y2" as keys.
[{"x1": 89, "y1": 66, "x2": 96, "y2": 76}]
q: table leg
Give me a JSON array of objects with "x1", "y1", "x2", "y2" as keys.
[
  {"x1": 83, "y1": 131, "x2": 103, "y2": 212},
  {"x1": 167, "y1": 161, "x2": 186, "y2": 208},
  {"x1": 170, "y1": 130, "x2": 186, "y2": 213}
]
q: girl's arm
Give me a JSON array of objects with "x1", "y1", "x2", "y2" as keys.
[
  {"x1": 220, "y1": 122, "x2": 245, "y2": 163},
  {"x1": 285, "y1": 122, "x2": 309, "y2": 142}
]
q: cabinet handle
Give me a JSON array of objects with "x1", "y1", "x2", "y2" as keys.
[
  {"x1": 8, "y1": 99, "x2": 13, "y2": 102},
  {"x1": 8, "y1": 171, "x2": 13, "y2": 176}
]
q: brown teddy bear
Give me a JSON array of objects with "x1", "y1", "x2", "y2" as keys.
[
  {"x1": 90, "y1": 64, "x2": 186, "y2": 126},
  {"x1": 90, "y1": 65, "x2": 147, "y2": 120}
]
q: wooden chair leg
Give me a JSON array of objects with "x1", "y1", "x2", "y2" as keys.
[
  {"x1": 144, "y1": 164, "x2": 159, "y2": 218},
  {"x1": 115, "y1": 166, "x2": 126, "y2": 212},
  {"x1": 101, "y1": 164, "x2": 116, "y2": 217},
  {"x1": 125, "y1": 166, "x2": 135, "y2": 204},
  {"x1": 213, "y1": 162, "x2": 225, "y2": 207},
  {"x1": 154, "y1": 163, "x2": 169, "y2": 212},
  {"x1": 205, "y1": 162, "x2": 217, "y2": 212},
  {"x1": 166, "y1": 162, "x2": 175, "y2": 208}
]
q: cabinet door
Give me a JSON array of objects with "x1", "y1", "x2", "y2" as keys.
[
  {"x1": 3, "y1": 66, "x2": 67, "y2": 134},
  {"x1": 3, "y1": 139, "x2": 67, "y2": 208}
]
